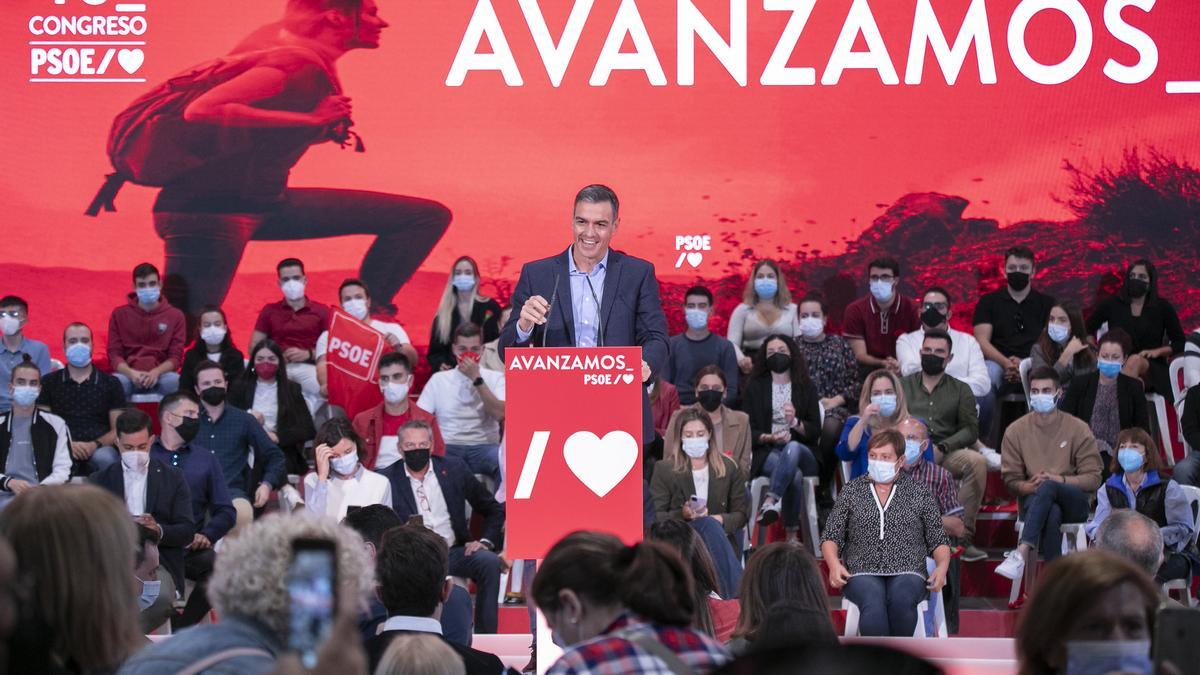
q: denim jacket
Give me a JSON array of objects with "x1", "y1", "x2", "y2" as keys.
[{"x1": 117, "y1": 615, "x2": 280, "y2": 675}]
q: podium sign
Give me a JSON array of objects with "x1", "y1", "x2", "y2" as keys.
[{"x1": 505, "y1": 347, "x2": 644, "y2": 560}]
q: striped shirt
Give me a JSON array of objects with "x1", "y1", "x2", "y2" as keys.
[{"x1": 904, "y1": 459, "x2": 964, "y2": 518}]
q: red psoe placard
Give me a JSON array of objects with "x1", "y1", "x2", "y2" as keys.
[{"x1": 504, "y1": 347, "x2": 644, "y2": 560}]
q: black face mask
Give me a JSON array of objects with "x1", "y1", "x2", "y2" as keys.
[
  {"x1": 920, "y1": 307, "x2": 946, "y2": 328},
  {"x1": 766, "y1": 352, "x2": 792, "y2": 374},
  {"x1": 174, "y1": 416, "x2": 200, "y2": 443},
  {"x1": 697, "y1": 389, "x2": 723, "y2": 413},
  {"x1": 404, "y1": 448, "x2": 431, "y2": 473},
  {"x1": 200, "y1": 386, "x2": 226, "y2": 406},
  {"x1": 1126, "y1": 278, "x2": 1149, "y2": 299},
  {"x1": 921, "y1": 353, "x2": 947, "y2": 376},
  {"x1": 1007, "y1": 271, "x2": 1030, "y2": 292}
]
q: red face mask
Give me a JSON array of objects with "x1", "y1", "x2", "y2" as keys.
[{"x1": 254, "y1": 362, "x2": 279, "y2": 381}]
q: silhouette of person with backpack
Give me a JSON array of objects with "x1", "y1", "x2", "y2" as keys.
[{"x1": 88, "y1": 0, "x2": 451, "y2": 327}]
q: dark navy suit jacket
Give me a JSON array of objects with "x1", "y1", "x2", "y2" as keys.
[
  {"x1": 379, "y1": 455, "x2": 505, "y2": 548},
  {"x1": 92, "y1": 458, "x2": 195, "y2": 590},
  {"x1": 498, "y1": 247, "x2": 670, "y2": 442}
]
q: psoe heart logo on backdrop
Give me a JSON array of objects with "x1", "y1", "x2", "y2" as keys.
[
  {"x1": 674, "y1": 234, "x2": 711, "y2": 268},
  {"x1": 28, "y1": 1, "x2": 149, "y2": 83},
  {"x1": 562, "y1": 431, "x2": 639, "y2": 497}
]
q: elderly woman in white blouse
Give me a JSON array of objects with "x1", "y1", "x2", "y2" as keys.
[{"x1": 304, "y1": 418, "x2": 391, "y2": 520}]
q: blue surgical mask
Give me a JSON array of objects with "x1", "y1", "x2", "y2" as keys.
[
  {"x1": 11, "y1": 386, "x2": 38, "y2": 407},
  {"x1": 452, "y1": 274, "x2": 476, "y2": 292},
  {"x1": 66, "y1": 342, "x2": 92, "y2": 368},
  {"x1": 1047, "y1": 323, "x2": 1070, "y2": 344},
  {"x1": 137, "y1": 577, "x2": 161, "y2": 610},
  {"x1": 1117, "y1": 447, "x2": 1144, "y2": 473},
  {"x1": 868, "y1": 458, "x2": 898, "y2": 484},
  {"x1": 1030, "y1": 393, "x2": 1057, "y2": 414},
  {"x1": 684, "y1": 308, "x2": 709, "y2": 331},
  {"x1": 136, "y1": 286, "x2": 160, "y2": 305},
  {"x1": 1065, "y1": 640, "x2": 1151, "y2": 675},
  {"x1": 904, "y1": 439, "x2": 924, "y2": 465},
  {"x1": 1098, "y1": 359, "x2": 1122, "y2": 379},
  {"x1": 331, "y1": 452, "x2": 359, "y2": 476},
  {"x1": 869, "y1": 280, "x2": 894, "y2": 303},
  {"x1": 871, "y1": 393, "x2": 898, "y2": 417},
  {"x1": 753, "y1": 278, "x2": 778, "y2": 299}
]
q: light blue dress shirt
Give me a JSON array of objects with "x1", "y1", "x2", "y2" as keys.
[{"x1": 517, "y1": 247, "x2": 609, "y2": 347}]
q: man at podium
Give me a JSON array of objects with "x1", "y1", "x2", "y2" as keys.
[{"x1": 499, "y1": 185, "x2": 669, "y2": 443}]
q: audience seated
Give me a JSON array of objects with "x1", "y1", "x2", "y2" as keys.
[
  {"x1": 0, "y1": 296, "x2": 51, "y2": 413},
  {"x1": 179, "y1": 306, "x2": 245, "y2": 394},
  {"x1": 1029, "y1": 302, "x2": 1095, "y2": 394},
  {"x1": 376, "y1": 633, "x2": 467, "y2": 675},
  {"x1": 842, "y1": 257, "x2": 920, "y2": 380},
  {"x1": 343, "y1": 504, "x2": 474, "y2": 647},
  {"x1": 973, "y1": 246, "x2": 1055, "y2": 392},
  {"x1": 428, "y1": 256, "x2": 503, "y2": 373},
  {"x1": 744, "y1": 334, "x2": 821, "y2": 536},
  {"x1": 193, "y1": 360, "x2": 286, "y2": 532},
  {"x1": 650, "y1": 408, "x2": 748, "y2": 599},
  {"x1": 249, "y1": 258, "x2": 330, "y2": 415},
  {"x1": 664, "y1": 285, "x2": 740, "y2": 406},
  {"x1": 530, "y1": 532, "x2": 732, "y2": 674},
  {"x1": 1015, "y1": 550, "x2": 1163, "y2": 675},
  {"x1": 0, "y1": 485, "x2": 143, "y2": 674},
  {"x1": 899, "y1": 329, "x2": 987, "y2": 561},
  {"x1": 37, "y1": 321, "x2": 124, "y2": 475},
  {"x1": 1060, "y1": 328, "x2": 1150, "y2": 461},
  {"x1": 1087, "y1": 427, "x2": 1197, "y2": 583},
  {"x1": 316, "y1": 277, "x2": 420, "y2": 395},
  {"x1": 92, "y1": 408, "x2": 194, "y2": 632},
  {"x1": 647, "y1": 519, "x2": 735, "y2": 641},
  {"x1": 353, "y1": 352, "x2": 445, "y2": 470},
  {"x1": 0, "y1": 358, "x2": 70, "y2": 509},
  {"x1": 663, "y1": 365, "x2": 751, "y2": 478},
  {"x1": 119, "y1": 513, "x2": 373, "y2": 674},
  {"x1": 1179, "y1": 381, "x2": 1200, "y2": 487},
  {"x1": 379, "y1": 419, "x2": 505, "y2": 633},
  {"x1": 230, "y1": 338, "x2": 316, "y2": 475},
  {"x1": 1096, "y1": 510, "x2": 1175, "y2": 589},
  {"x1": 366, "y1": 522, "x2": 505, "y2": 675},
  {"x1": 108, "y1": 263, "x2": 185, "y2": 398},
  {"x1": 997, "y1": 366, "x2": 1103, "y2": 581},
  {"x1": 479, "y1": 305, "x2": 512, "y2": 373},
  {"x1": 1086, "y1": 258, "x2": 1185, "y2": 402},
  {"x1": 304, "y1": 418, "x2": 392, "y2": 519},
  {"x1": 821, "y1": 430, "x2": 950, "y2": 637},
  {"x1": 417, "y1": 322, "x2": 505, "y2": 487},
  {"x1": 727, "y1": 260, "x2": 801, "y2": 375},
  {"x1": 151, "y1": 391, "x2": 236, "y2": 629},
  {"x1": 728, "y1": 542, "x2": 835, "y2": 656},
  {"x1": 836, "y1": 369, "x2": 913, "y2": 479}
]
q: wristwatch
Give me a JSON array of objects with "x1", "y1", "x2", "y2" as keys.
[{"x1": 473, "y1": 377, "x2": 485, "y2": 387}]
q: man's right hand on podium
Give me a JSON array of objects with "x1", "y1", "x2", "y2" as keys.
[{"x1": 518, "y1": 295, "x2": 552, "y2": 333}]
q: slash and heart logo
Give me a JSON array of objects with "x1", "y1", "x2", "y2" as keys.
[
  {"x1": 562, "y1": 430, "x2": 638, "y2": 497},
  {"x1": 117, "y1": 49, "x2": 144, "y2": 74}
]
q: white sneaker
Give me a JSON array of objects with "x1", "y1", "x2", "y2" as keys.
[
  {"x1": 980, "y1": 446, "x2": 1002, "y2": 470},
  {"x1": 994, "y1": 550, "x2": 1025, "y2": 580}
]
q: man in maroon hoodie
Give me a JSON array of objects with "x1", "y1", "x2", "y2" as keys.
[{"x1": 108, "y1": 263, "x2": 186, "y2": 398}]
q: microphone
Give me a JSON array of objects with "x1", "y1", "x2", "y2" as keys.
[{"x1": 541, "y1": 273, "x2": 559, "y2": 349}]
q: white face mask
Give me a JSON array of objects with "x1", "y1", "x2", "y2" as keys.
[
  {"x1": 0, "y1": 316, "x2": 20, "y2": 337},
  {"x1": 199, "y1": 326, "x2": 226, "y2": 346},
  {"x1": 381, "y1": 380, "x2": 410, "y2": 404},
  {"x1": 121, "y1": 451, "x2": 150, "y2": 472},
  {"x1": 137, "y1": 577, "x2": 161, "y2": 610},
  {"x1": 867, "y1": 458, "x2": 898, "y2": 484},
  {"x1": 798, "y1": 316, "x2": 823, "y2": 338},
  {"x1": 331, "y1": 452, "x2": 359, "y2": 476},
  {"x1": 342, "y1": 298, "x2": 369, "y2": 321},
  {"x1": 681, "y1": 437, "x2": 709, "y2": 459},
  {"x1": 281, "y1": 279, "x2": 306, "y2": 301}
]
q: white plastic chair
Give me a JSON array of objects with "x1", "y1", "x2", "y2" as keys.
[
  {"x1": 49, "y1": 358, "x2": 64, "y2": 372},
  {"x1": 1007, "y1": 520, "x2": 1089, "y2": 604},
  {"x1": 1147, "y1": 393, "x2": 1178, "y2": 465},
  {"x1": 1161, "y1": 485, "x2": 1200, "y2": 605},
  {"x1": 1176, "y1": 399, "x2": 1194, "y2": 464},
  {"x1": 842, "y1": 559, "x2": 946, "y2": 638},
  {"x1": 129, "y1": 392, "x2": 165, "y2": 404},
  {"x1": 1018, "y1": 357, "x2": 1033, "y2": 403}
]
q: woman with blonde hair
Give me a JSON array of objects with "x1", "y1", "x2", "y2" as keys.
[
  {"x1": 427, "y1": 256, "x2": 502, "y2": 372},
  {"x1": 836, "y1": 369, "x2": 911, "y2": 479},
  {"x1": 727, "y1": 260, "x2": 800, "y2": 374},
  {"x1": 0, "y1": 484, "x2": 143, "y2": 673},
  {"x1": 374, "y1": 633, "x2": 466, "y2": 675}
]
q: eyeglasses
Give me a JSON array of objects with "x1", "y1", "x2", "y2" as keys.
[
  {"x1": 868, "y1": 274, "x2": 895, "y2": 283},
  {"x1": 922, "y1": 302, "x2": 948, "y2": 312}
]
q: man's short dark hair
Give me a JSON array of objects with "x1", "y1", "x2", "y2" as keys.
[
  {"x1": 276, "y1": 258, "x2": 305, "y2": 275},
  {"x1": 1004, "y1": 246, "x2": 1036, "y2": 265},
  {"x1": 135, "y1": 523, "x2": 160, "y2": 567},
  {"x1": 338, "y1": 278, "x2": 368, "y2": 300},
  {"x1": 378, "y1": 352, "x2": 412, "y2": 372},
  {"x1": 193, "y1": 360, "x2": 225, "y2": 379},
  {"x1": 62, "y1": 322, "x2": 90, "y2": 342},
  {"x1": 116, "y1": 408, "x2": 153, "y2": 438},
  {"x1": 342, "y1": 505, "x2": 403, "y2": 548},
  {"x1": 159, "y1": 391, "x2": 199, "y2": 416},
  {"x1": 0, "y1": 296, "x2": 28, "y2": 313},
  {"x1": 132, "y1": 263, "x2": 159, "y2": 283},
  {"x1": 922, "y1": 329, "x2": 953, "y2": 351},
  {"x1": 683, "y1": 286, "x2": 713, "y2": 305},
  {"x1": 377, "y1": 524, "x2": 449, "y2": 617},
  {"x1": 922, "y1": 286, "x2": 952, "y2": 305},
  {"x1": 866, "y1": 257, "x2": 900, "y2": 277},
  {"x1": 399, "y1": 419, "x2": 434, "y2": 445},
  {"x1": 574, "y1": 184, "x2": 619, "y2": 220},
  {"x1": 1027, "y1": 365, "x2": 1061, "y2": 387},
  {"x1": 452, "y1": 322, "x2": 482, "y2": 342}
]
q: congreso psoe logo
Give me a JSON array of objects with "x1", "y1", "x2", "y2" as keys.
[{"x1": 28, "y1": 0, "x2": 148, "y2": 83}]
